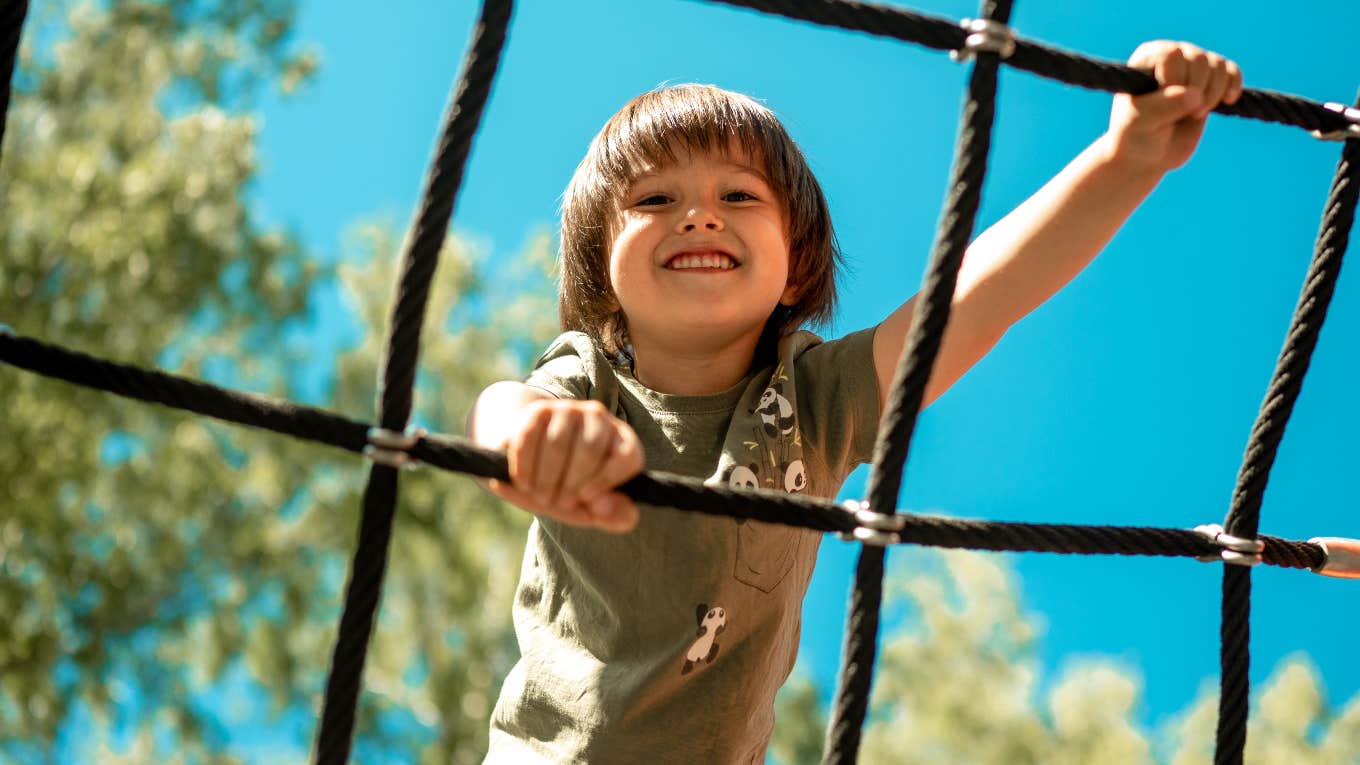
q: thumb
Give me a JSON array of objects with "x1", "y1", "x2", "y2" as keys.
[{"x1": 1132, "y1": 85, "x2": 1203, "y2": 128}]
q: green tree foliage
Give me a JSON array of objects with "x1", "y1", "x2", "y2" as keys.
[
  {"x1": 1, "y1": 2, "x2": 555, "y2": 762},
  {"x1": 770, "y1": 550, "x2": 1360, "y2": 764},
  {"x1": 8, "y1": 3, "x2": 1355, "y2": 765}
]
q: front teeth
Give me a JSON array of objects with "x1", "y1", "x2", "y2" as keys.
[{"x1": 669, "y1": 253, "x2": 736, "y2": 270}]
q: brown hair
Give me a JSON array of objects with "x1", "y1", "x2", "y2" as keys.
[{"x1": 559, "y1": 83, "x2": 842, "y2": 357}]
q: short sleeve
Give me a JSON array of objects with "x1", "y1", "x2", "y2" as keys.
[
  {"x1": 788, "y1": 327, "x2": 881, "y2": 483},
  {"x1": 523, "y1": 331, "x2": 622, "y2": 410}
]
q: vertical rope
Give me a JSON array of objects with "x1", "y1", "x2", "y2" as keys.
[
  {"x1": 1213, "y1": 100, "x2": 1360, "y2": 765},
  {"x1": 0, "y1": 0, "x2": 29, "y2": 161},
  {"x1": 311, "y1": 2, "x2": 514, "y2": 762},
  {"x1": 821, "y1": 2, "x2": 1013, "y2": 762}
]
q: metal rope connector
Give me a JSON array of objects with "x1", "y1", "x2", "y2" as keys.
[
  {"x1": 950, "y1": 18, "x2": 1017, "y2": 62},
  {"x1": 1194, "y1": 523, "x2": 1264, "y2": 567},
  {"x1": 1308, "y1": 537, "x2": 1360, "y2": 579},
  {"x1": 364, "y1": 426, "x2": 426, "y2": 470},
  {"x1": 838, "y1": 499, "x2": 905, "y2": 546},
  {"x1": 1310, "y1": 102, "x2": 1360, "y2": 141}
]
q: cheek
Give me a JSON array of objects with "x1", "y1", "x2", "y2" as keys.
[
  {"x1": 607, "y1": 220, "x2": 655, "y2": 291},
  {"x1": 604, "y1": 227, "x2": 631, "y2": 294},
  {"x1": 757, "y1": 215, "x2": 791, "y2": 261},
  {"x1": 607, "y1": 258, "x2": 628, "y2": 304},
  {"x1": 606, "y1": 239, "x2": 632, "y2": 291}
]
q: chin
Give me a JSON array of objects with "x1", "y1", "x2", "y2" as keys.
[{"x1": 664, "y1": 316, "x2": 770, "y2": 347}]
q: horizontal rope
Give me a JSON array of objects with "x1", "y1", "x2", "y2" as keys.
[
  {"x1": 0, "y1": 329, "x2": 1326, "y2": 570},
  {"x1": 696, "y1": 0, "x2": 1353, "y2": 136}
]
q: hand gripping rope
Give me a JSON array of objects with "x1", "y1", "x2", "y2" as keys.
[{"x1": 2, "y1": 0, "x2": 1359, "y2": 763}]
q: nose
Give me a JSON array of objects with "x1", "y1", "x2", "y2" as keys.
[{"x1": 677, "y1": 204, "x2": 724, "y2": 233}]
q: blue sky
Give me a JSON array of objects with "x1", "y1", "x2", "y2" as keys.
[{"x1": 243, "y1": 0, "x2": 1360, "y2": 752}]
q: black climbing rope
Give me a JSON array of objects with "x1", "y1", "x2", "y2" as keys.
[
  {"x1": 1212, "y1": 95, "x2": 1360, "y2": 765},
  {"x1": 824, "y1": 1, "x2": 1012, "y2": 761},
  {"x1": 0, "y1": 0, "x2": 28, "y2": 157},
  {"x1": 2, "y1": 1, "x2": 1357, "y2": 763},
  {"x1": 311, "y1": 1, "x2": 514, "y2": 763}
]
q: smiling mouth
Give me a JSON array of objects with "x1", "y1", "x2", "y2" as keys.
[{"x1": 665, "y1": 252, "x2": 738, "y2": 270}]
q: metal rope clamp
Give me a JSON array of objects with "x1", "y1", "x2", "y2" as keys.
[
  {"x1": 1308, "y1": 536, "x2": 1360, "y2": 580},
  {"x1": 839, "y1": 500, "x2": 905, "y2": 546},
  {"x1": 1194, "y1": 523, "x2": 1264, "y2": 567},
  {"x1": 364, "y1": 426, "x2": 426, "y2": 470},
  {"x1": 1310, "y1": 102, "x2": 1360, "y2": 142},
  {"x1": 950, "y1": 18, "x2": 1017, "y2": 62}
]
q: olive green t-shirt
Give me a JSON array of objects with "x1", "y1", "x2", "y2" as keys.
[{"x1": 486, "y1": 328, "x2": 880, "y2": 764}]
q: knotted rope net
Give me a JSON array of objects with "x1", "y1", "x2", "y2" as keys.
[{"x1": 2, "y1": 1, "x2": 1357, "y2": 763}]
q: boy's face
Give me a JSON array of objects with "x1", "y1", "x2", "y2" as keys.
[{"x1": 607, "y1": 145, "x2": 796, "y2": 356}]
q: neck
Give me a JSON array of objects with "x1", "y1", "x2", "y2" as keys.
[{"x1": 628, "y1": 328, "x2": 766, "y2": 395}]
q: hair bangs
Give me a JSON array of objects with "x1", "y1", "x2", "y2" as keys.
[{"x1": 592, "y1": 86, "x2": 789, "y2": 203}]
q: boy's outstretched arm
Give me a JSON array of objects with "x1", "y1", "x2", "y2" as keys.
[
  {"x1": 872, "y1": 41, "x2": 1243, "y2": 409},
  {"x1": 468, "y1": 381, "x2": 644, "y2": 532}
]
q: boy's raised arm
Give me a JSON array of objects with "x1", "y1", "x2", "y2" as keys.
[{"x1": 871, "y1": 41, "x2": 1243, "y2": 410}]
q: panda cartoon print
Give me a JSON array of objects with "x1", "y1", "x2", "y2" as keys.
[
  {"x1": 754, "y1": 383, "x2": 795, "y2": 440},
  {"x1": 728, "y1": 458, "x2": 805, "y2": 495},
  {"x1": 730, "y1": 371, "x2": 807, "y2": 496},
  {"x1": 717, "y1": 364, "x2": 814, "y2": 593},
  {"x1": 681, "y1": 604, "x2": 727, "y2": 675}
]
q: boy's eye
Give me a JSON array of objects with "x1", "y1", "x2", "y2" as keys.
[
  {"x1": 723, "y1": 190, "x2": 757, "y2": 203},
  {"x1": 636, "y1": 194, "x2": 671, "y2": 206}
]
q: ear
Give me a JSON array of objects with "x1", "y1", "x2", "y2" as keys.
[
  {"x1": 695, "y1": 604, "x2": 707, "y2": 625},
  {"x1": 779, "y1": 282, "x2": 799, "y2": 307}
]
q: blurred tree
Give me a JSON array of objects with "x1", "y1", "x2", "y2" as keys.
[
  {"x1": 1, "y1": 1, "x2": 555, "y2": 763},
  {"x1": 8, "y1": 3, "x2": 1355, "y2": 765},
  {"x1": 770, "y1": 550, "x2": 1360, "y2": 764}
]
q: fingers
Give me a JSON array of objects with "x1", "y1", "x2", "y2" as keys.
[
  {"x1": 1131, "y1": 84, "x2": 1203, "y2": 129},
  {"x1": 1184, "y1": 50, "x2": 1211, "y2": 97},
  {"x1": 501, "y1": 399, "x2": 644, "y2": 533},
  {"x1": 1132, "y1": 41, "x2": 1244, "y2": 119},
  {"x1": 1200, "y1": 59, "x2": 1229, "y2": 117},
  {"x1": 506, "y1": 401, "x2": 551, "y2": 498},
  {"x1": 487, "y1": 478, "x2": 608, "y2": 529},
  {"x1": 555, "y1": 402, "x2": 613, "y2": 502},
  {"x1": 583, "y1": 491, "x2": 640, "y2": 533},
  {"x1": 1223, "y1": 58, "x2": 1244, "y2": 105},
  {"x1": 572, "y1": 421, "x2": 643, "y2": 532},
  {"x1": 1111, "y1": 40, "x2": 1243, "y2": 172},
  {"x1": 1148, "y1": 43, "x2": 1188, "y2": 87},
  {"x1": 578, "y1": 424, "x2": 644, "y2": 504}
]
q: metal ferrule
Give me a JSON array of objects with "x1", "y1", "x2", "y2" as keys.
[
  {"x1": 1309, "y1": 537, "x2": 1360, "y2": 580},
  {"x1": 951, "y1": 18, "x2": 1017, "y2": 62},
  {"x1": 1194, "y1": 523, "x2": 1264, "y2": 567},
  {"x1": 363, "y1": 426, "x2": 426, "y2": 470},
  {"x1": 838, "y1": 500, "x2": 904, "y2": 546},
  {"x1": 1310, "y1": 102, "x2": 1360, "y2": 142}
]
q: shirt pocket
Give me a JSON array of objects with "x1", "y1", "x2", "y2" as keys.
[{"x1": 733, "y1": 519, "x2": 809, "y2": 593}]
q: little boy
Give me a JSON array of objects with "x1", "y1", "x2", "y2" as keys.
[{"x1": 469, "y1": 41, "x2": 1242, "y2": 763}]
